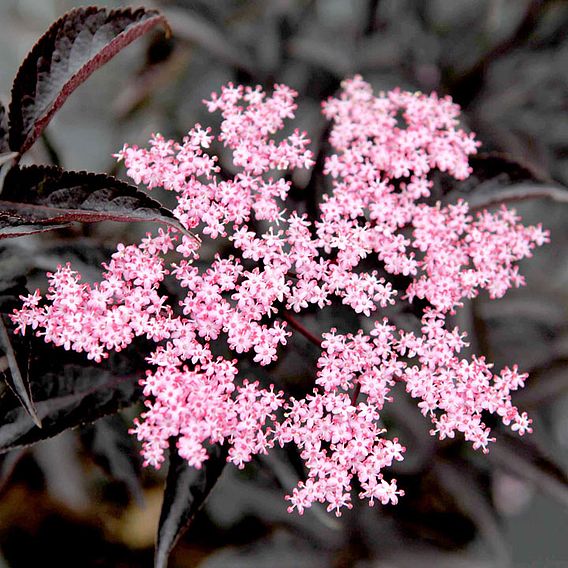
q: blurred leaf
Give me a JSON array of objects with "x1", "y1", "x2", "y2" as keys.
[
  {"x1": 385, "y1": 391, "x2": 436, "y2": 475},
  {"x1": 8, "y1": 6, "x2": 169, "y2": 155},
  {"x1": 0, "y1": 251, "x2": 30, "y2": 313},
  {"x1": 31, "y1": 239, "x2": 112, "y2": 286},
  {"x1": 0, "y1": 317, "x2": 41, "y2": 427},
  {"x1": 155, "y1": 442, "x2": 228, "y2": 568},
  {"x1": 162, "y1": 7, "x2": 255, "y2": 74},
  {"x1": 0, "y1": 151, "x2": 18, "y2": 167},
  {"x1": 0, "y1": 350, "x2": 142, "y2": 453},
  {"x1": 287, "y1": 36, "x2": 354, "y2": 77},
  {"x1": 84, "y1": 414, "x2": 144, "y2": 505},
  {"x1": 477, "y1": 297, "x2": 565, "y2": 329},
  {"x1": 468, "y1": 152, "x2": 551, "y2": 186},
  {"x1": 198, "y1": 530, "x2": 332, "y2": 568},
  {"x1": 260, "y1": 452, "x2": 341, "y2": 531},
  {"x1": 440, "y1": 152, "x2": 547, "y2": 197},
  {"x1": 113, "y1": 45, "x2": 191, "y2": 118},
  {"x1": 33, "y1": 430, "x2": 91, "y2": 512},
  {"x1": 434, "y1": 460, "x2": 510, "y2": 566},
  {"x1": 487, "y1": 435, "x2": 568, "y2": 510},
  {"x1": 0, "y1": 447, "x2": 25, "y2": 493},
  {"x1": 0, "y1": 165, "x2": 184, "y2": 238},
  {"x1": 448, "y1": 0, "x2": 549, "y2": 108},
  {"x1": 468, "y1": 182, "x2": 568, "y2": 211},
  {"x1": 514, "y1": 363, "x2": 568, "y2": 408},
  {"x1": 0, "y1": 101, "x2": 8, "y2": 154},
  {"x1": 255, "y1": 7, "x2": 282, "y2": 76},
  {"x1": 392, "y1": 465, "x2": 477, "y2": 548}
]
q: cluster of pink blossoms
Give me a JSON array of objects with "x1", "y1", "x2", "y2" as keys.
[{"x1": 12, "y1": 76, "x2": 548, "y2": 516}]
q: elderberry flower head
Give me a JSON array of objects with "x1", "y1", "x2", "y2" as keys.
[{"x1": 12, "y1": 76, "x2": 548, "y2": 516}]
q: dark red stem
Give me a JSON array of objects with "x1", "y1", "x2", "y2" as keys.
[
  {"x1": 350, "y1": 382, "x2": 361, "y2": 406},
  {"x1": 281, "y1": 311, "x2": 322, "y2": 348}
]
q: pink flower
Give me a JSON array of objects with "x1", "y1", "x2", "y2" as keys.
[{"x1": 12, "y1": 76, "x2": 548, "y2": 516}]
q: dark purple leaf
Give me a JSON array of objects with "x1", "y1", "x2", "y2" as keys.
[
  {"x1": 113, "y1": 45, "x2": 187, "y2": 118},
  {"x1": 0, "y1": 101, "x2": 8, "y2": 154},
  {"x1": 468, "y1": 182, "x2": 568, "y2": 211},
  {"x1": 392, "y1": 466, "x2": 476, "y2": 548},
  {"x1": 288, "y1": 36, "x2": 355, "y2": 77},
  {"x1": 0, "y1": 344, "x2": 143, "y2": 453},
  {"x1": 439, "y1": 152, "x2": 568, "y2": 209},
  {"x1": 0, "y1": 317, "x2": 41, "y2": 427},
  {"x1": 0, "y1": 165, "x2": 184, "y2": 237},
  {"x1": 438, "y1": 152, "x2": 547, "y2": 197},
  {"x1": 0, "y1": 260, "x2": 41, "y2": 427},
  {"x1": 515, "y1": 361, "x2": 568, "y2": 407},
  {"x1": 467, "y1": 152, "x2": 551, "y2": 187},
  {"x1": 0, "y1": 209, "x2": 67, "y2": 239},
  {"x1": 0, "y1": 248, "x2": 31, "y2": 313},
  {"x1": 9, "y1": 6, "x2": 168, "y2": 154},
  {"x1": 155, "y1": 442, "x2": 228, "y2": 568}
]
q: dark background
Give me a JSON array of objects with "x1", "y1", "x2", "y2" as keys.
[{"x1": 0, "y1": 1, "x2": 567, "y2": 567}]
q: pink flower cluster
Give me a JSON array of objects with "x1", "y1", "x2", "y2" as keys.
[{"x1": 12, "y1": 76, "x2": 548, "y2": 516}]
